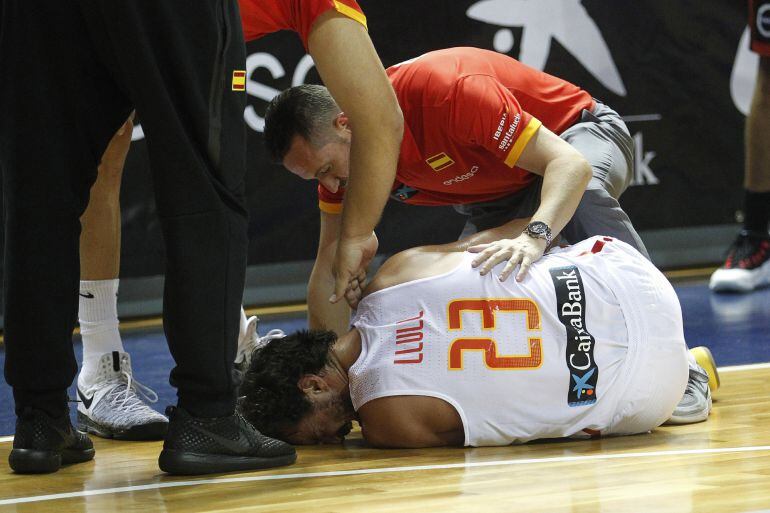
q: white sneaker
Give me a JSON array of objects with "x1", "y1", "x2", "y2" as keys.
[
  {"x1": 235, "y1": 315, "x2": 285, "y2": 372},
  {"x1": 665, "y1": 359, "x2": 712, "y2": 425},
  {"x1": 690, "y1": 346, "x2": 720, "y2": 394},
  {"x1": 709, "y1": 231, "x2": 770, "y2": 292},
  {"x1": 77, "y1": 351, "x2": 168, "y2": 440}
]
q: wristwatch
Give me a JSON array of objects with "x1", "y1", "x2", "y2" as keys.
[{"x1": 523, "y1": 221, "x2": 552, "y2": 246}]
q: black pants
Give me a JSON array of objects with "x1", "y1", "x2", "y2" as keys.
[{"x1": 0, "y1": 0, "x2": 248, "y2": 417}]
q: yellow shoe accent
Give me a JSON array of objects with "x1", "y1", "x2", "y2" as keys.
[{"x1": 690, "y1": 346, "x2": 720, "y2": 394}]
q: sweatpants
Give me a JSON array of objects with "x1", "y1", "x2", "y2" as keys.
[{"x1": 0, "y1": 0, "x2": 248, "y2": 417}]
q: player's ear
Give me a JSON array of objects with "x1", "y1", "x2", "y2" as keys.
[
  {"x1": 333, "y1": 112, "x2": 349, "y2": 130},
  {"x1": 298, "y1": 374, "x2": 328, "y2": 396}
]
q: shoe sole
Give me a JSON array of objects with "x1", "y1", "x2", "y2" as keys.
[
  {"x1": 690, "y1": 346, "x2": 720, "y2": 394},
  {"x1": 78, "y1": 411, "x2": 168, "y2": 441},
  {"x1": 710, "y1": 260, "x2": 770, "y2": 293},
  {"x1": 9, "y1": 447, "x2": 95, "y2": 474},
  {"x1": 158, "y1": 449, "x2": 297, "y2": 475}
]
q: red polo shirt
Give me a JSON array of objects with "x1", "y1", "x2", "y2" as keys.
[
  {"x1": 239, "y1": 0, "x2": 366, "y2": 47},
  {"x1": 318, "y1": 47, "x2": 594, "y2": 213}
]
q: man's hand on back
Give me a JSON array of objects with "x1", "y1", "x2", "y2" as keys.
[
  {"x1": 468, "y1": 233, "x2": 547, "y2": 282},
  {"x1": 331, "y1": 232, "x2": 378, "y2": 307}
]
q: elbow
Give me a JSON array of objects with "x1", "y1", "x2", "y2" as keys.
[{"x1": 575, "y1": 155, "x2": 592, "y2": 189}]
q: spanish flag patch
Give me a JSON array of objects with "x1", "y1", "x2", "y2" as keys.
[
  {"x1": 425, "y1": 152, "x2": 455, "y2": 172},
  {"x1": 232, "y1": 70, "x2": 246, "y2": 91}
]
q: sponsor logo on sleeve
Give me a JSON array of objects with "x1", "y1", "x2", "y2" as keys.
[
  {"x1": 497, "y1": 113, "x2": 521, "y2": 151},
  {"x1": 493, "y1": 112, "x2": 508, "y2": 141},
  {"x1": 549, "y1": 265, "x2": 599, "y2": 407}
]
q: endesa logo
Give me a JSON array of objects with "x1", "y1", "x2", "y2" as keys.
[{"x1": 443, "y1": 165, "x2": 480, "y2": 186}]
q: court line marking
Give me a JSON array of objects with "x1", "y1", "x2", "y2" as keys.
[
  {"x1": 719, "y1": 362, "x2": 770, "y2": 373},
  {"x1": 1, "y1": 445, "x2": 769, "y2": 505},
  {"x1": 664, "y1": 266, "x2": 716, "y2": 280},
  {"x1": 0, "y1": 361, "x2": 767, "y2": 442}
]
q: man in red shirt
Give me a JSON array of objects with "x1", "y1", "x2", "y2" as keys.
[
  {"x1": 4, "y1": 0, "x2": 401, "y2": 475},
  {"x1": 264, "y1": 47, "x2": 643, "y2": 335}
]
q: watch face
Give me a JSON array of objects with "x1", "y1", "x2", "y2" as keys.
[{"x1": 528, "y1": 221, "x2": 548, "y2": 235}]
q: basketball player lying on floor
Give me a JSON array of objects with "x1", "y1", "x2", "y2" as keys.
[{"x1": 235, "y1": 219, "x2": 719, "y2": 447}]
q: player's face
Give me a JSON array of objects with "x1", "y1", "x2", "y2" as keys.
[
  {"x1": 285, "y1": 391, "x2": 355, "y2": 445},
  {"x1": 283, "y1": 131, "x2": 351, "y2": 194}
]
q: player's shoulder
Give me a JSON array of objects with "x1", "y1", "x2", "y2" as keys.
[
  {"x1": 364, "y1": 247, "x2": 466, "y2": 296},
  {"x1": 358, "y1": 396, "x2": 464, "y2": 448},
  {"x1": 387, "y1": 49, "x2": 479, "y2": 102}
]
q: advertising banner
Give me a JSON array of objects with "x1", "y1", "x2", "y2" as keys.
[{"x1": 0, "y1": 0, "x2": 754, "y2": 280}]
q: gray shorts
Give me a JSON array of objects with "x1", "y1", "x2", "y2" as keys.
[{"x1": 454, "y1": 102, "x2": 649, "y2": 259}]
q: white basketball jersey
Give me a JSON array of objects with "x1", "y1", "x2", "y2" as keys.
[{"x1": 349, "y1": 236, "x2": 670, "y2": 446}]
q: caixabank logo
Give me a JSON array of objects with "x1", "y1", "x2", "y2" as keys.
[{"x1": 549, "y1": 265, "x2": 599, "y2": 407}]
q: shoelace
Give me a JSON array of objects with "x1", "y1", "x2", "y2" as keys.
[
  {"x1": 235, "y1": 316, "x2": 260, "y2": 364},
  {"x1": 106, "y1": 371, "x2": 160, "y2": 414},
  {"x1": 254, "y1": 329, "x2": 287, "y2": 351},
  {"x1": 236, "y1": 315, "x2": 286, "y2": 367}
]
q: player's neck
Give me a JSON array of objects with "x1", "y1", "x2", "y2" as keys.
[{"x1": 330, "y1": 328, "x2": 362, "y2": 376}]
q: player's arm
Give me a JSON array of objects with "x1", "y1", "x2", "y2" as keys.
[
  {"x1": 307, "y1": 211, "x2": 351, "y2": 336},
  {"x1": 470, "y1": 126, "x2": 591, "y2": 280},
  {"x1": 307, "y1": 11, "x2": 404, "y2": 304},
  {"x1": 358, "y1": 396, "x2": 464, "y2": 448}
]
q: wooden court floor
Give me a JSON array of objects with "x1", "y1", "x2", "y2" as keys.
[{"x1": 0, "y1": 364, "x2": 768, "y2": 513}]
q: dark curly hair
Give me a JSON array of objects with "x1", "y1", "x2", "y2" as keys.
[
  {"x1": 237, "y1": 329, "x2": 338, "y2": 440},
  {"x1": 263, "y1": 84, "x2": 341, "y2": 163}
]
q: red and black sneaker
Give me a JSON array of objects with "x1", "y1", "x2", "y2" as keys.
[{"x1": 710, "y1": 230, "x2": 770, "y2": 292}]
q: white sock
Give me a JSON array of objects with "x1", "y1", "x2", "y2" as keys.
[{"x1": 79, "y1": 279, "x2": 123, "y2": 385}]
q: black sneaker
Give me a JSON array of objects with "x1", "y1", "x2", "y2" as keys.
[
  {"x1": 158, "y1": 406, "x2": 296, "y2": 475},
  {"x1": 9, "y1": 408, "x2": 95, "y2": 474},
  {"x1": 710, "y1": 230, "x2": 770, "y2": 292}
]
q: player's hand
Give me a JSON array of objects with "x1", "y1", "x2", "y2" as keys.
[
  {"x1": 343, "y1": 268, "x2": 367, "y2": 310},
  {"x1": 468, "y1": 233, "x2": 547, "y2": 282},
  {"x1": 331, "y1": 232, "x2": 378, "y2": 306}
]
